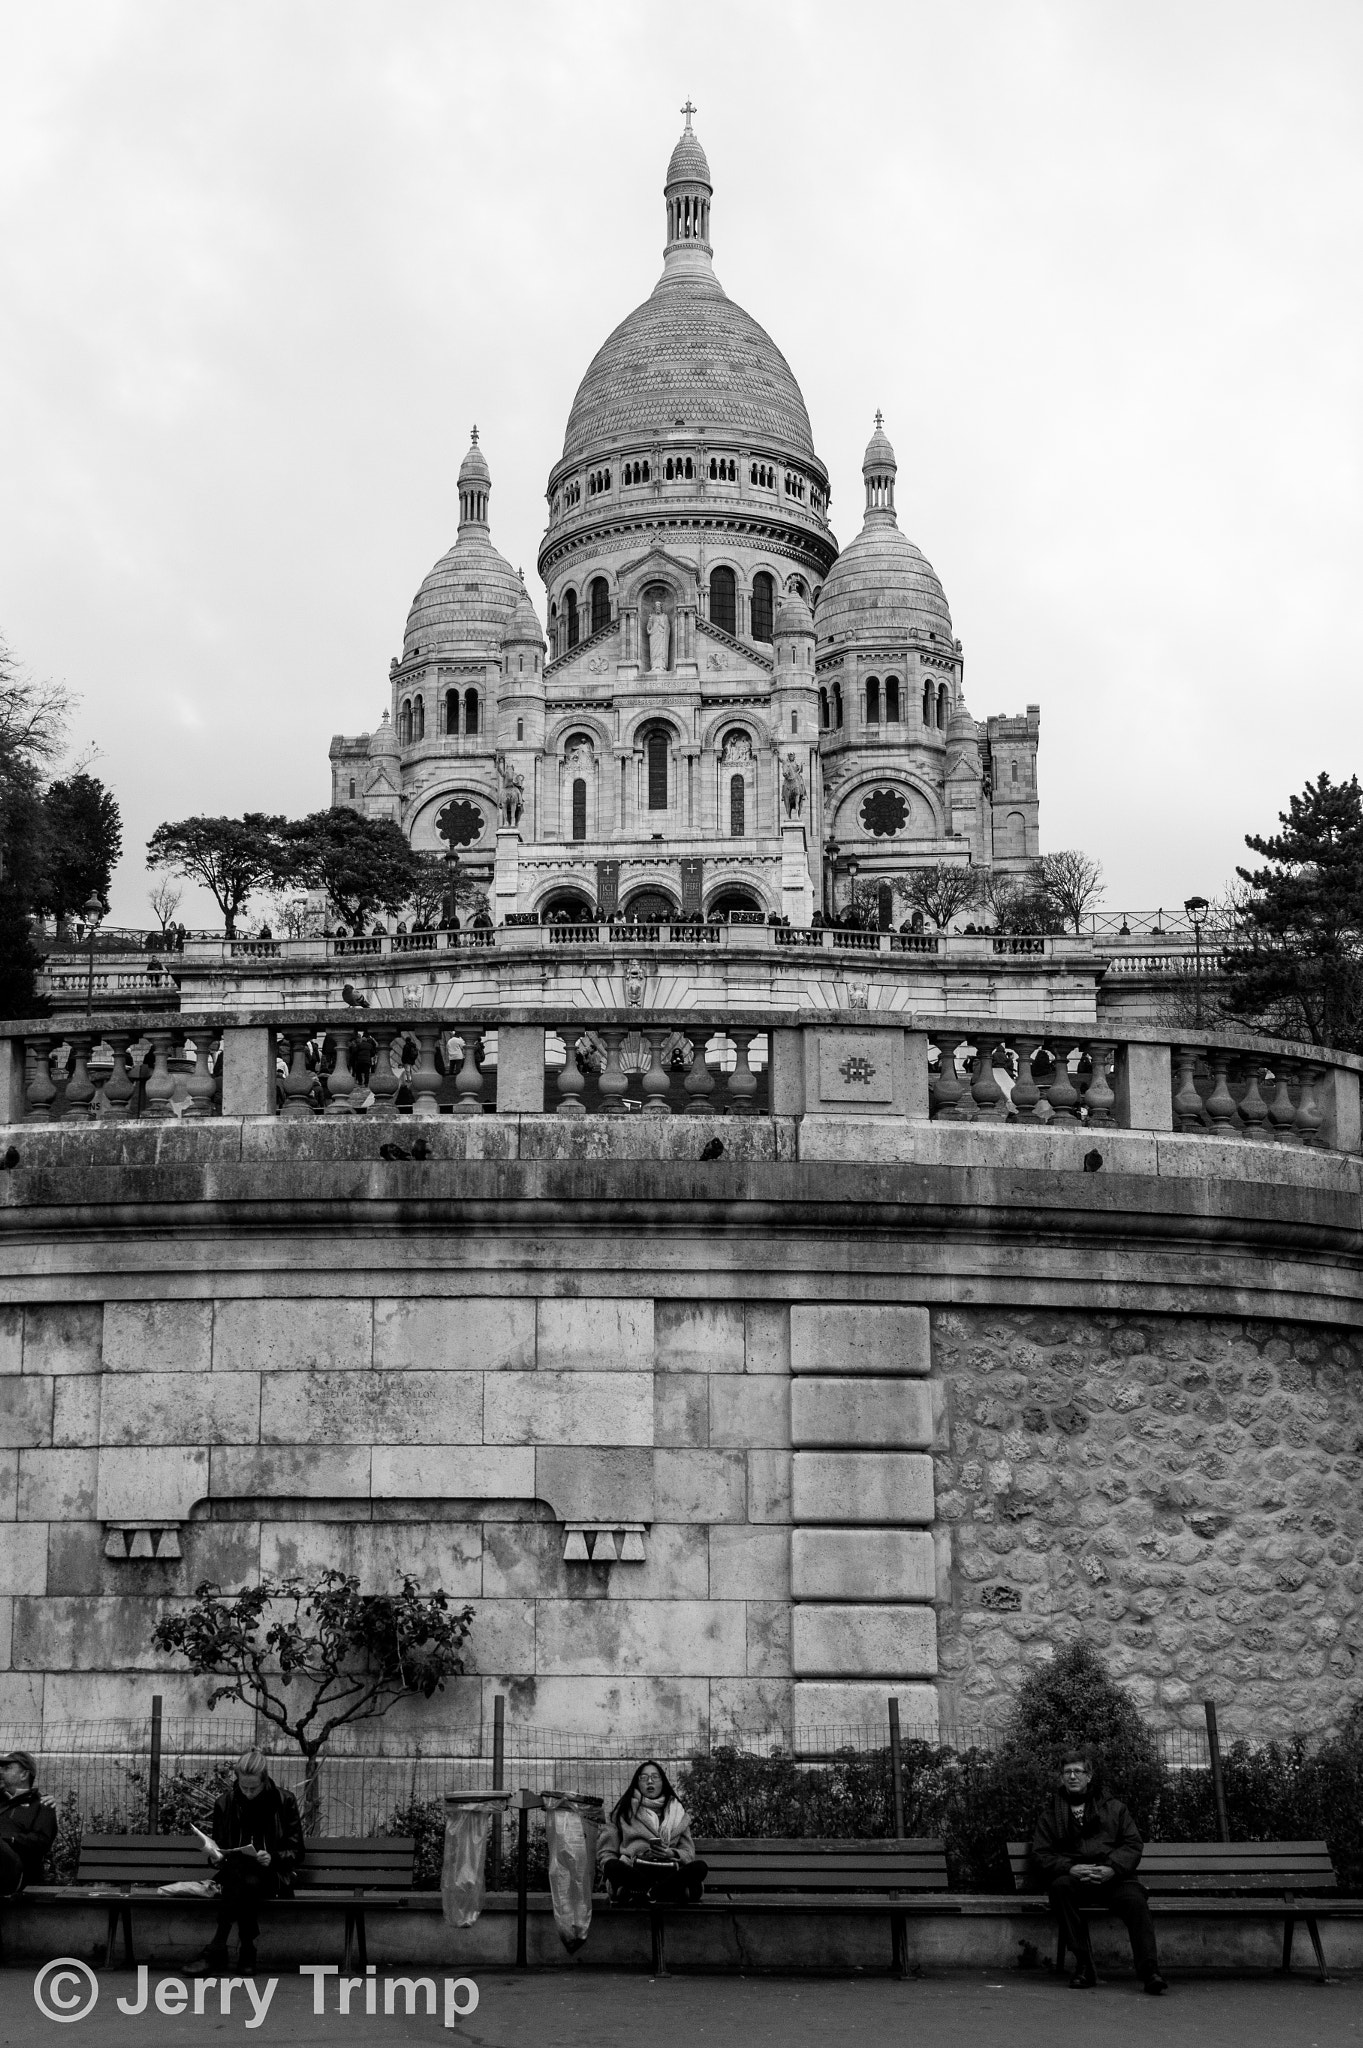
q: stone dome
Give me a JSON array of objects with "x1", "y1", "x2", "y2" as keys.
[
  {"x1": 367, "y1": 709, "x2": 399, "y2": 760},
  {"x1": 863, "y1": 417, "x2": 896, "y2": 473},
  {"x1": 774, "y1": 587, "x2": 815, "y2": 636},
  {"x1": 458, "y1": 433, "x2": 491, "y2": 487},
  {"x1": 402, "y1": 529, "x2": 523, "y2": 659},
  {"x1": 815, "y1": 521, "x2": 953, "y2": 647},
  {"x1": 666, "y1": 124, "x2": 712, "y2": 189},
  {"x1": 506, "y1": 582, "x2": 546, "y2": 646}
]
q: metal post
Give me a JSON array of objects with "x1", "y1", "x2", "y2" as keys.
[
  {"x1": 1205, "y1": 1699, "x2": 1230, "y2": 1843},
  {"x1": 491, "y1": 1694, "x2": 505, "y2": 1886},
  {"x1": 515, "y1": 1789, "x2": 531, "y2": 1968},
  {"x1": 148, "y1": 1695, "x2": 163, "y2": 1835},
  {"x1": 888, "y1": 1695, "x2": 906, "y2": 1839}
]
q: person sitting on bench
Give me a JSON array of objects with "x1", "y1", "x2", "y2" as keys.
[
  {"x1": 0, "y1": 1749, "x2": 56, "y2": 1898},
  {"x1": 1031, "y1": 1748, "x2": 1167, "y2": 1995},
  {"x1": 199, "y1": 1748, "x2": 304, "y2": 1974},
  {"x1": 598, "y1": 1760, "x2": 707, "y2": 1905}
]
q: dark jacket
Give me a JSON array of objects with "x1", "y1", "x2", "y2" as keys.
[
  {"x1": 1030, "y1": 1790, "x2": 1144, "y2": 1884},
  {"x1": 0, "y1": 1787, "x2": 57, "y2": 1884},
  {"x1": 210, "y1": 1780, "x2": 304, "y2": 1895}
]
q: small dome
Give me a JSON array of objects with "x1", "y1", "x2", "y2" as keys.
[
  {"x1": 666, "y1": 122, "x2": 711, "y2": 189},
  {"x1": 947, "y1": 697, "x2": 979, "y2": 747},
  {"x1": 816, "y1": 522, "x2": 952, "y2": 646},
  {"x1": 863, "y1": 412, "x2": 896, "y2": 473},
  {"x1": 458, "y1": 429, "x2": 490, "y2": 487},
  {"x1": 774, "y1": 587, "x2": 815, "y2": 636},
  {"x1": 368, "y1": 710, "x2": 399, "y2": 759},
  {"x1": 403, "y1": 529, "x2": 523, "y2": 659},
  {"x1": 506, "y1": 582, "x2": 545, "y2": 646}
]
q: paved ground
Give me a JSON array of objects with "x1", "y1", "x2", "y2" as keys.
[{"x1": 4, "y1": 1966, "x2": 1362, "y2": 2048}]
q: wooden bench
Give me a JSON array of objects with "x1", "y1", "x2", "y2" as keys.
[
  {"x1": 628, "y1": 1837, "x2": 955, "y2": 1976},
  {"x1": 1008, "y1": 1839, "x2": 1352, "y2": 1983},
  {"x1": 48, "y1": 1834, "x2": 416, "y2": 1970}
]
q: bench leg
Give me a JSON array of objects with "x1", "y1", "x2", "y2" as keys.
[
  {"x1": 1305, "y1": 1917, "x2": 1330, "y2": 1986},
  {"x1": 104, "y1": 1904, "x2": 134, "y2": 1971},
  {"x1": 650, "y1": 1905, "x2": 667, "y2": 1977},
  {"x1": 890, "y1": 1909, "x2": 907, "y2": 1980},
  {"x1": 1281, "y1": 1915, "x2": 1296, "y2": 1975},
  {"x1": 343, "y1": 1906, "x2": 367, "y2": 1975}
]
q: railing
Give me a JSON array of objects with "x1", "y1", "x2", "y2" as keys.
[{"x1": 4, "y1": 1012, "x2": 1358, "y2": 1150}]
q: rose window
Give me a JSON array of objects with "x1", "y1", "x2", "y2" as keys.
[
  {"x1": 859, "y1": 788, "x2": 909, "y2": 837},
  {"x1": 436, "y1": 799, "x2": 484, "y2": 848}
]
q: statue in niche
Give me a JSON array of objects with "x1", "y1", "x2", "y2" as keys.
[
  {"x1": 720, "y1": 731, "x2": 752, "y2": 766},
  {"x1": 564, "y1": 737, "x2": 594, "y2": 774},
  {"x1": 495, "y1": 752, "x2": 525, "y2": 828},
  {"x1": 782, "y1": 753, "x2": 807, "y2": 819},
  {"x1": 646, "y1": 598, "x2": 671, "y2": 674}
]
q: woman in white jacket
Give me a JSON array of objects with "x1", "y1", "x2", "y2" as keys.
[{"x1": 597, "y1": 1760, "x2": 708, "y2": 1905}]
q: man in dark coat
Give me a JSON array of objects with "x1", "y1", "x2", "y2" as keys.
[
  {"x1": 0, "y1": 1750, "x2": 56, "y2": 1894},
  {"x1": 201, "y1": 1749, "x2": 304, "y2": 1973},
  {"x1": 1031, "y1": 1750, "x2": 1167, "y2": 1993}
]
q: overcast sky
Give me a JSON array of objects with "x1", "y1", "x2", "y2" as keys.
[{"x1": 2, "y1": 0, "x2": 1360, "y2": 929}]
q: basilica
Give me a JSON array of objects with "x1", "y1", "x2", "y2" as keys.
[{"x1": 329, "y1": 112, "x2": 1041, "y2": 925}]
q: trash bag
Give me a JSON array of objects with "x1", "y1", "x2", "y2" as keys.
[
  {"x1": 542, "y1": 1791, "x2": 603, "y2": 1953},
  {"x1": 440, "y1": 1798, "x2": 502, "y2": 1929}
]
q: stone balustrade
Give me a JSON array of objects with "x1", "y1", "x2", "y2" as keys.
[{"x1": 2, "y1": 1011, "x2": 1359, "y2": 1151}]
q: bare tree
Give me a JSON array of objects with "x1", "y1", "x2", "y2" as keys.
[
  {"x1": 901, "y1": 862, "x2": 982, "y2": 930},
  {"x1": 147, "y1": 878, "x2": 182, "y2": 931},
  {"x1": 1039, "y1": 850, "x2": 1104, "y2": 933}
]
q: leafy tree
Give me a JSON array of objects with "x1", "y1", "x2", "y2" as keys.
[
  {"x1": 280, "y1": 809, "x2": 421, "y2": 930},
  {"x1": 146, "y1": 814, "x2": 286, "y2": 937},
  {"x1": 152, "y1": 1569, "x2": 475, "y2": 1833},
  {"x1": 35, "y1": 772, "x2": 123, "y2": 925},
  {"x1": 0, "y1": 637, "x2": 72, "y2": 1016},
  {"x1": 901, "y1": 862, "x2": 982, "y2": 931},
  {"x1": 1038, "y1": 849, "x2": 1104, "y2": 934},
  {"x1": 407, "y1": 849, "x2": 487, "y2": 927},
  {"x1": 1222, "y1": 772, "x2": 1363, "y2": 1052}
]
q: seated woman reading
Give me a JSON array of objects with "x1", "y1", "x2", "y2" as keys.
[{"x1": 598, "y1": 1760, "x2": 707, "y2": 1905}]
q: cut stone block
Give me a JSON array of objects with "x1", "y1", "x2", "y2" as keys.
[
  {"x1": 793, "y1": 1681, "x2": 939, "y2": 1736},
  {"x1": 744, "y1": 1304, "x2": 790, "y2": 1376},
  {"x1": 792, "y1": 1528, "x2": 935, "y2": 1602},
  {"x1": 18, "y1": 1450, "x2": 97, "y2": 1520},
  {"x1": 484, "y1": 1372, "x2": 652, "y2": 1446},
  {"x1": 747, "y1": 1451, "x2": 792, "y2": 1524},
  {"x1": 0, "y1": 1308, "x2": 19, "y2": 1375},
  {"x1": 260, "y1": 1370, "x2": 482, "y2": 1446},
  {"x1": 103, "y1": 1302, "x2": 211, "y2": 1375},
  {"x1": 12, "y1": 1594, "x2": 185, "y2": 1671},
  {"x1": 791, "y1": 1378, "x2": 932, "y2": 1448},
  {"x1": 0, "y1": 1379, "x2": 52, "y2": 1449},
  {"x1": 259, "y1": 1519, "x2": 483, "y2": 1596},
  {"x1": 495, "y1": 1675, "x2": 710, "y2": 1734},
  {"x1": 746, "y1": 1600, "x2": 791, "y2": 1676},
  {"x1": 535, "y1": 1447, "x2": 654, "y2": 1522},
  {"x1": 792, "y1": 1451, "x2": 934, "y2": 1525},
  {"x1": 536, "y1": 1299, "x2": 653, "y2": 1373},
  {"x1": 210, "y1": 1445, "x2": 372, "y2": 1501},
  {"x1": 792, "y1": 1603, "x2": 938, "y2": 1677},
  {"x1": 95, "y1": 1447, "x2": 208, "y2": 1523},
  {"x1": 373, "y1": 1296, "x2": 535, "y2": 1373},
  {"x1": 655, "y1": 1375, "x2": 708, "y2": 1447},
  {"x1": 653, "y1": 1449, "x2": 746, "y2": 1524},
  {"x1": 535, "y1": 1598, "x2": 746, "y2": 1677},
  {"x1": 21, "y1": 1303, "x2": 102, "y2": 1376},
  {"x1": 790, "y1": 1305, "x2": 930, "y2": 1377},
  {"x1": 709, "y1": 1526, "x2": 791, "y2": 1601},
  {"x1": 0, "y1": 1524, "x2": 48, "y2": 1594},
  {"x1": 52, "y1": 1377, "x2": 100, "y2": 1449},
  {"x1": 213, "y1": 1298, "x2": 372, "y2": 1373},
  {"x1": 99, "y1": 1373, "x2": 260, "y2": 1447},
  {"x1": 709, "y1": 1377, "x2": 791, "y2": 1449},
  {"x1": 655, "y1": 1302, "x2": 744, "y2": 1374},
  {"x1": 371, "y1": 1447, "x2": 534, "y2": 1500}
]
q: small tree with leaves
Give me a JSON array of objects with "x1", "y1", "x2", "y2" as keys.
[
  {"x1": 901, "y1": 862, "x2": 982, "y2": 931},
  {"x1": 146, "y1": 814, "x2": 287, "y2": 937},
  {"x1": 153, "y1": 1570, "x2": 475, "y2": 1833},
  {"x1": 279, "y1": 810, "x2": 421, "y2": 931}
]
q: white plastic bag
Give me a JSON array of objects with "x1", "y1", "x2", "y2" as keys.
[
  {"x1": 440, "y1": 1801, "x2": 498, "y2": 1929},
  {"x1": 542, "y1": 1792, "x2": 603, "y2": 1953}
]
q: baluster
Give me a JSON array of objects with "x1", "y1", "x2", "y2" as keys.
[
  {"x1": 1172, "y1": 1046, "x2": 1205, "y2": 1131},
  {"x1": 931, "y1": 1037, "x2": 969, "y2": 1120},
  {"x1": 1203, "y1": 1049, "x2": 1239, "y2": 1137},
  {"x1": 453, "y1": 1032, "x2": 485, "y2": 1115},
  {"x1": 368, "y1": 1035, "x2": 401, "y2": 1116},
  {"x1": 409, "y1": 1026, "x2": 444, "y2": 1119},
  {"x1": 596, "y1": 1029, "x2": 630, "y2": 1114},
  {"x1": 24, "y1": 1037, "x2": 56, "y2": 1123},
  {"x1": 279, "y1": 1035, "x2": 317, "y2": 1118},
  {"x1": 1237, "y1": 1059, "x2": 1270, "y2": 1141},
  {"x1": 142, "y1": 1030, "x2": 177, "y2": 1120},
  {"x1": 1081, "y1": 1041, "x2": 1116, "y2": 1128},
  {"x1": 101, "y1": 1033, "x2": 135, "y2": 1120},
  {"x1": 725, "y1": 1031, "x2": 759, "y2": 1115},
  {"x1": 1295, "y1": 1063, "x2": 1324, "y2": 1148},
  {"x1": 970, "y1": 1041, "x2": 1006, "y2": 1120},
  {"x1": 1265, "y1": 1060, "x2": 1299, "y2": 1144},
  {"x1": 1045, "y1": 1042, "x2": 1081, "y2": 1124},
  {"x1": 62, "y1": 1035, "x2": 96, "y2": 1123},
  {"x1": 555, "y1": 1030, "x2": 586, "y2": 1115},
  {"x1": 640, "y1": 1030, "x2": 673, "y2": 1116},
  {"x1": 684, "y1": 1031, "x2": 717, "y2": 1112},
  {"x1": 1009, "y1": 1038, "x2": 1042, "y2": 1121},
  {"x1": 183, "y1": 1034, "x2": 216, "y2": 1119},
  {"x1": 325, "y1": 1033, "x2": 358, "y2": 1115}
]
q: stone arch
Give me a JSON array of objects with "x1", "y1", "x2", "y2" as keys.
[{"x1": 832, "y1": 768, "x2": 944, "y2": 842}]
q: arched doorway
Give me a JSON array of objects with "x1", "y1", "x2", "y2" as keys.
[
  {"x1": 540, "y1": 889, "x2": 595, "y2": 923},
  {"x1": 708, "y1": 887, "x2": 765, "y2": 920},
  {"x1": 622, "y1": 887, "x2": 677, "y2": 923}
]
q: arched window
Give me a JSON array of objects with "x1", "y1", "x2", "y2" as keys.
[
  {"x1": 866, "y1": 677, "x2": 880, "y2": 725},
  {"x1": 709, "y1": 565, "x2": 736, "y2": 636},
  {"x1": 877, "y1": 881, "x2": 894, "y2": 931},
  {"x1": 516, "y1": 717, "x2": 524, "y2": 741},
  {"x1": 834, "y1": 681, "x2": 844, "y2": 728},
  {"x1": 445, "y1": 689, "x2": 458, "y2": 734},
  {"x1": 565, "y1": 589, "x2": 579, "y2": 649},
  {"x1": 791, "y1": 710, "x2": 798, "y2": 734},
  {"x1": 590, "y1": 577, "x2": 610, "y2": 635},
  {"x1": 572, "y1": 778, "x2": 587, "y2": 841},
  {"x1": 819, "y1": 686, "x2": 830, "y2": 729},
  {"x1": 923, "y1": 679, "x2": 933, "y2": 725},
  {"x1": 937, "y1": 683, "x2": 949, "y2": 728},
  {"x1": 685, "y1": 457, "x2": 693, "y2": 479},
  {"x1": 414, "y1": 694, "x2": 425, "y2": 740},
  {"x1": 752, "y1": 571, "x2": 775, "y2": 642},
  {"x1": 646, "y1": 728, "x2": 669, "y2": 810},
  {"x1": 464, "y1": 688, "x2": 479, "y2": 736},
  {"x1": 730, "y1": 774, "x2": 745, "y2": 837},
  {"x1": 348, "y1": 778, "x2": 355, "y2": 799},
  {"x1": 400, "y1": 699, "x2": 411, "y2": 745},
  {"x1": 886, "y1": 676, "x2": 900, "y2": 722}
]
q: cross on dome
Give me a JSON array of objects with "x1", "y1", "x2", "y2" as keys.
[
  {"x1": 875, "y1": 409, "x2": 883, "y2": 430},
  {"x1": 471, "y1": 424, "x2": 479, "y2": 443},
  {"x1": 681, "y1": 98, "x2": 697, "y2": 126}
]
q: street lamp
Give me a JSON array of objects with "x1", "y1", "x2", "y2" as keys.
[
  {"x1": 822, "y1": 836, "x2": 839, "y2": 921},
  {"x1": 82, "y1": 892, "x2": 104, "y2": 1021},
  {"x1": 1184, "y1": 895, "x2": 1209, "y2": 1028}
]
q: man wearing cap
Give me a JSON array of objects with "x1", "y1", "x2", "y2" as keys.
[{"x1": 0, "y1": 1751, "x2": 57, "y2": 1895}]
